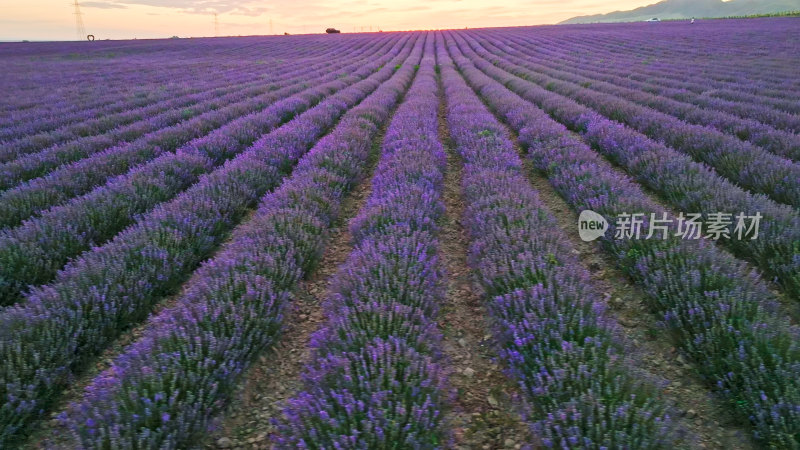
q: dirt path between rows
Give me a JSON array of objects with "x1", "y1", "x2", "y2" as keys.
[
  {"x1": 435, "y1": 80, "x2": 531, "y2": 450},
  {"x1": 505, "y1": 121, "x2": 758, "y2": 449},
  {"x1": 203, "y1": 122, "x2": 385, "y2": 450},
  {"x1": 25, "y1": 208, "x2": 259, "y2": 450}
]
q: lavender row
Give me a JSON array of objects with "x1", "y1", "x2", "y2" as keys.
[
  {"x1": 593, "y1": 30, "x2": 800, "y2": 94},
  {"x1": 494, "y1": 25, "x2": 800, "y2": 123},
  {"x1": 0, "y1": 40, "x2": 349, "y2": 142},
  {"x1": 1, "y1": 73, "x2": 288, "y2": 188},
  {"x1": 494, "y1": 31, "x2": 800, "y2": 134},
  {"x1": 0, "y1": 35, "x2": 408, "y2": 306},
  {"x1": 0, "y1": 35, "x2": 386, "y2": 178},
  {"x1": 461, "y1": 33, "x2": 800, "y2": 209},
  {"x1": 487, "y1": 32, "x2": 800, "y2": 158},
  {"x1": 446, "y1": 31, "x2": 800, "y2": 447},
  {"x1": 535, "y1": 22, "x2": 800, "y2": 95},
  {"x1": 0, "y1": 36, "x2": 399, "y2": 230},
  {"x1": 56, "y1": 35, "x2": 423, "y2": 449},
  {"x1": 603, "y1": 61, "x2": 800, "y2": 116},
  {"x1": 0, "y1": 61, "x2": 248, "y2": 139},
  {"x1": 708, "y1": 85, "x2": 800, "y2": 116},
  {"x1": 2, "y1": 63, "x2": 296, "y2": 163},
  {"x1": 561, "y1": 34, "x2": 799, "y2": 97},
  {"x1": 0, "y1": 36, "x2": 378, "y2": 152},
  {"x1": 0, "y1": 36, "x2": 415, "y2": 445},
  {"x1": 620, "y1": 67, "x2": 800, "y2": 116},
  {"x1": 496, "y1": 28, "x2": 799, "y2": 106},
  {"x1": 491, "y1": 32, "x2": 800, "y2": 157},
  {"x1": 0, "y1": 37, "x2": 347, "y2": 137},
  {"x1": 1, "y1": 62, "x2": 282, "y2": 158},
  {"x1": 0, "y1": 65, "x2": 208, "y2": 132},
  {"x1": 0, "y1": 37, "x2": 341, "y2": 125},
  {"x1": 278, "y1": 35, "x2": 450, "y2": 448},
  {"x1": 437, "y1": 33, "x2": 674, "y2": 448},
  {"x1": 0, "y1": 36, "x2": 301, "y2": 96},
  {"x1": 454, "y1": 33, "x2": 800, "y2": 298}
]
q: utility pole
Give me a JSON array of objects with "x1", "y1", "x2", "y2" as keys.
[
  {"x1": 73, "y1": 0, "x2": 86, "y2": 41},
  {"x1": 269, "y1": 19, "x2": 273, "y2": 35},
  {"x1": 214, "y1": 12, "x2": 219, "y2": 37}
]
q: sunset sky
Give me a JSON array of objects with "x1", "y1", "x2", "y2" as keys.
[{"x1": 1, "y1": 0, "x2": 661, "y2": 41}]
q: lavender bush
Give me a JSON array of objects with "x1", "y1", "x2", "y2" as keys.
[
  {"x1": 57, "y1": 35, "x2": 424, "y2": 449},
  {"x1": 0, "y1": 36, "x2": 404, "y2": 229},
  {"x1": 445, "y1": 31, "x2": 800, "y2": 446},
  {"x1": 447, "y1": 33, "x2": 800, "y2": 299},
  {"x1": 278, "y1": 34, "x2": 451, "y2": 448},
  {"x1": 436, "y1": 33, "x2": 674, "y2": 448},
  {"x1": 459, "y1": 33, "x2": 800, "y2": 209},
  {"x1": 0, "y1": 36, "x2": 414, "y2": 445},
  {"x1": 0, "y1": 36, "x2": 409, "y2": 306}
]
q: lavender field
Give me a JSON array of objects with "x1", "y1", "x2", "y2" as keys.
[{"x1": 0, "y1": 17, "x2": 799, "y2": 449}]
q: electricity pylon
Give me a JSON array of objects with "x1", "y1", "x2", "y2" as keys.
[{"x1": 73, "y1": 0, "x2": 86, "y2": 40}]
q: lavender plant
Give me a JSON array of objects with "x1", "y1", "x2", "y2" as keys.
[
  {"x1": 278, "y1": 34, "x2": 451, "y2": 448},
  {"x1": 459, "y1": 33, "x2": 800, "y2": 209},
  {"x1": 0, "y1": 35, "x2": 410, "y2": 306},
  {"x1": 436, "y1": 33, "x2": 675, "y2": 448},
  {"x1": 0, "y1": 36, "x2": 405, "y2": 228},
  {"x1": 0, "y1": 36, "x2": 415, "y2": 446},
  {"x1": 57, "y1": 35, "x2": 423, "y2": 449},
  {"x1": 445, "y1": 31, "x2": 800, "y2": 446},
  {"x1": 448, "y1": 33, "x2": 800, "y2": 299}
]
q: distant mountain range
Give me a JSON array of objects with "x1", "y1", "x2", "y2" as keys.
[{"x1": 560, "y1": 0, "x2": 800, "y2": 24}]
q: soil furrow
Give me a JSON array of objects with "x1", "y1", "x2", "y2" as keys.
[
  {"x1": 203, "y1": 121, "x2": 386, "y2": 450},
  {"x1": 436, "y1": 76, "x2": 530, "y2": 450},
  {"x1": 506, "y1": 122, "x2": 758, "y2": 449}
]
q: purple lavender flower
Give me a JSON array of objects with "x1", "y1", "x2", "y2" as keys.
[{"x1": 51, "y1": 34, "x2": 424, "y2": 449}]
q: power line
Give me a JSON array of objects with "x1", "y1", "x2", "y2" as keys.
[{"x1": 72, "y1": 0, "x2": 86, "y2": 41}]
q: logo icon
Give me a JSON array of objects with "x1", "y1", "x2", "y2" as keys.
[{"x1": 578, "y1": 210, "x2": 608, "y2": 242}]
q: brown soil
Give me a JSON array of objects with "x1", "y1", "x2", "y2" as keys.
[
  {"x1": 203, "y1": 125, "x2": 384, "y2": 450},
  {"x1": 436, "y1": 80, "x2": 532, "y2": 450},
  {"x1": 508, "y1": 124, "x2": 758, "y2": 449}
]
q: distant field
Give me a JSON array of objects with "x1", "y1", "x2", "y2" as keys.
[{"x1": 1, "y1": 17, "x2": 798, "y2": 449}]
